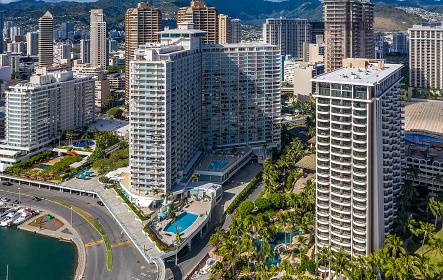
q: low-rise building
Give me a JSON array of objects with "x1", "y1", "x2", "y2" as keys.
[
  {"x1": 405, "y1": 100, "x2": 443, "y2": 195},
  {"x1": 293, "y1": 61, "x2": 324, "y2": 99}
]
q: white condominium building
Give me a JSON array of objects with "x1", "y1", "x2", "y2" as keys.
[
  {"x1": 409, "y1": 22, "x2": 443, "y2": 91},
  {"x1": 202, "y1": 43, "x2": 281, "y2": 150},
  {"x1": 72, "y1": 61, "x2": 110, "y2": 110},
  {"x1": 129, "y1": 25, "x2": 204, "y2": 195},
  {"x1": 263, "y1": 18, "x2": 310, "y2": 59},
  {"x1": 312, "y1": 59, "x2": 404, "y2": 256},
  {"x1": 4, "y1": 71, "x2": 95, "y2": 152}
]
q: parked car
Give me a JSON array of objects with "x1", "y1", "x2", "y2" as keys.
[
  {"x1": 97, "y1": 201, "x2": 104, "y2": 206},
  {"x1": 2, "y1": 181, "x2": 12, "y2": 186},
  {"x1": 32, "y1": 196, "x2": 42, "y2": 202}
]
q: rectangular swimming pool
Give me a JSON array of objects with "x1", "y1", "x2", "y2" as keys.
[
  {"x1": 208, "y1": 160, "x2": 229, "y2": 171},
  {"x1": 38, "y1": 164, "x2": 52, "y2": 169},
  {"x1": 164, "y1": 212, "x2": 198, "y2": 234}
]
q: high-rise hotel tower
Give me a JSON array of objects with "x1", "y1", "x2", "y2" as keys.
[
  {"x1": 124, "y1": 3, "x2": 162, "y2": 102},
  {"x1": 90, "y1": 9, "x2": 107, "y2": 68},
  {"x1": 177, "y1": 0, "x2": 218, "y2": 44},
  {"x1": 38, "y1": 11, "x2": 54, "y2": 67},
  {"x1": 323, "y1": 0, "x2": 374, "y2": 71},
  {"x1": 409, "y1": 22, "x2": 443, "y2": 91},
  {"x1": 129, "y1": 24, "x2": 281, "y2": 195},
  {"x1": 313, "y1": 59, "x2": 404, "y2": 256}
]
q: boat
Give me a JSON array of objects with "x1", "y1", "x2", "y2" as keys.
[
  {"x1": 0, "y1": 207, "x2": 18, "y2": 220},
  {"x1": 13, "y1": 210, "x2": 34, "y2": 226},
  {"x1": 0, "y1": 208, "x2": 23, "y2": 227}
]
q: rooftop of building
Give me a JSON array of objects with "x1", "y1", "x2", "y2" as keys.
[
  {"x1": 203, "y1": 42, "x2": 277, "y2": 49},
  {"x1": 405, "y1": 100, "x2": 443, "y2": 137},
  {"x1": 195, "y1": 147, "x2": 252, "y2": 174},
  {"x1": 312, "y1": 59, "x2": 403, "y2": 86},
  {"x1": 410, "y1": 21, "x2": 443, "y2": 30},
  {"x1": 88, "y1": 118, "x2": 129, "y2": 132}
]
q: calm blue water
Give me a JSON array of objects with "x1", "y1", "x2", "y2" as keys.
[
  {"x1": 164, "y1": 212, "x2": 198, "y2": 234},
  {"x1": 38, "y1": 164, "x2": 51, "y2": 169},
  {"x1": 0, "y1": 227, "x2": 76, "y2": 280},
  {"x1": 256, "y1": 230, "x2": 300, "y2": 266},
  {"x1": 73, "y1": 140, "x2": 94, "y2": 148},
  {"x1": 208, "y1": 160, "x2": 229, "y2": 171},
  {"x1": 405, "y1": 133, "x2": 443, "y2": 148}
]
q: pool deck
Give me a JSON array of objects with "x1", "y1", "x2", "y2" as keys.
[{"x1": 153, "y1": 198, "x2": 212, "y2": 246}]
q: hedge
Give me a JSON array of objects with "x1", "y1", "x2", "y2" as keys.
[
  {"x1": 143, "y1": 223, "x2": 175, "y2": 252},
  {"x1": 112, "y1": 184, "x2": 151, "y2": 221},
  {"x1": 226, "y1": 172, "x2": 262, "y2": 214}
]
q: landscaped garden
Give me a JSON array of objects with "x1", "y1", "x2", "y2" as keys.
[
  {"x1": 88, "y1": 131, "x2": 129, "y2": 175},
  {"x1": 5, "y1": 150, "x2": 83, "y2": 183},
  {"x1": 208, "y1": 127, "x2": 443, "y2": 279}
]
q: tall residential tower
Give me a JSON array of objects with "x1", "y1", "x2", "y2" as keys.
[
  {"x1": 90, "y1": 9, "x2": 107, "y2": 68},
  {"x1": 218, "y1": 15, "x2": 241, "y2": 44},
  {"x1": 409, "y1": 22, "x2": 443, "y2": 91},
  {"x1": 38, "y1": 11, "x2": 54, "y2": 67},
  {"x1": 124, "y1": 2, "x2": 162, "y2": 101},
  {"x1": 313, "y1": 59, "x2": 404, "y2": 256},
  {"x1": 323, "y1": 0, "x2": 374, "y2": 71},
  {"x1": 263, "y1": 18, "x2": 311, "y2": 59},
  {"x1": 177, "y1": 0, "x2": 218, "y2": 44}
]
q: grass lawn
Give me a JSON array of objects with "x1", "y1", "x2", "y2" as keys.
[{"x1": 416, "y1": 228, "x2": 443, "y2": 264}]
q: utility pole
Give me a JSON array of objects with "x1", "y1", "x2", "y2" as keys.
[
  {"x1": 70, "y1": 207, "x2": 73, "y2": 226},
  {"x1": 18, "y1": 188, "x2": 21, "y2": 204}
]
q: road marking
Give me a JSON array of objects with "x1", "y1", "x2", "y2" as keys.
[
  {"x1": 84, "y1": 240, "x2": 104, "y2": 247},
  {"x1": 111, "y1": 240, "x2": 132, "y2": 248},
  {"x1": 85, "y1": 239, "x2": 131, "y2": 248}
]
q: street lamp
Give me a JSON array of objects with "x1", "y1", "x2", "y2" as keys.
[
  {"x1": 70, "y1": 207, "x2": 73, "y2": 226},
  {"x1": 18, "y1": 187, "x2": 21, "y2": 204}
]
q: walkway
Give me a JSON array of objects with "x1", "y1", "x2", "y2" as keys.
[{"x1": 1, "y1": 174, "x2": 166, "y2": 280}]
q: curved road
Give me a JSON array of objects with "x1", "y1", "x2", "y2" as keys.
[{"x1": 0, "y1": 183, "x2": 157, "y2": 280}]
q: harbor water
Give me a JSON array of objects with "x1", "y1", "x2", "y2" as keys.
[{"x1": 0, "y1": 227, "x2": 76, "y2": 280}]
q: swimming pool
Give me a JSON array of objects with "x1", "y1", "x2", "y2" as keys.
[
  {"x1": 405, "y1": 133, "x2": 443, "y2": 147},
  {"x1": 208, "y1": 160, "x2": 229, "y2": 171},
  {"x1": 38, "y1": 164, "x2": 52, "y2": 169},
  {"x1": 73, "y1": 140, "x2": 95, "y2": 148},
  {"x1": 164, "y1": 212, "x2": 198, "y2": 234}
]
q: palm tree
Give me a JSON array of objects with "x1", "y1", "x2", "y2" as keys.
[
  {"x1": 240, "y1": 233, "x2": 257, "y2": 274},
  {"x1": 383, "y1": 234, "x2": 406, "y2": 258},
  {"x1": 209, "y1": 228, "x2": 226, "y2": 248},
  {"x1": 330, "y1": 249, "x2": 350, "y2": 280},
  {"x1": 409, "y1": 219, "x2": 436, "y2": 249},
  {"x1": 315, "y1": 246, "x2": 331, "y2": 277},
  {"x1": 416, "y1": 255, "x2": 439, "y2": 280},
  {"x1": 429, "y1": 197, "x2": 443, "y2": 229},
  {"x1": 191, "y1": 173, "x2": 200, "y2": 182}
]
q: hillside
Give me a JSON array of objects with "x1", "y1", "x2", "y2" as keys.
[
  {"x1": 374, "y1": 3, "x2": 424, "y2": 32},
  {"x1": 0, "y1": 0, "x2": 441, "y2": 29}
]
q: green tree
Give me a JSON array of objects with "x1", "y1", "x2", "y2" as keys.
[
  {"x1": 330, "y1": 249, "x2": 350, "y2": 279},
  {"x1": 107, "y1": 107, "x2": 124, "y2": 119},
  {"x1": 408, "y1": 219, "x2": 436, "y2": 249},
  {"x1": 383, "y1": 234, "x2": 406, "y2": 258}
]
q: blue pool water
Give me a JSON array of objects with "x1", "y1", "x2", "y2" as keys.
[
  {"x1": 38, "y1": 164, "x2": 51, "y2": 169},
  {"x1": 73, "y1": 140, "x2": 94, "y2": 148},
  {"x1": 208, "y1": 160, "x2": 229, "y2": 171},
  {"x1": 405, "y1": 133, "x2": 443, "y2": 148},
  {"x1": 164, "y1": 212, "x2": 198, "y2": 234},
  {"x1": 256, "y1": 230, "x2": 300, "y2": 266}
]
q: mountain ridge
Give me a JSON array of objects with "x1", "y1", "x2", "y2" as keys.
[{"x1": 0, "y1": 0, "x2": 441, "y2": 30}]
